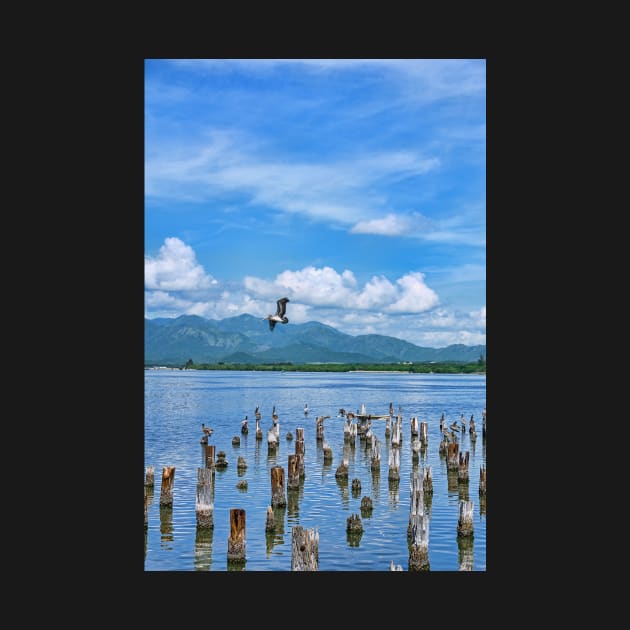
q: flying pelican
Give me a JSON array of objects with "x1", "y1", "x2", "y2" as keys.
[{"x1": 264, "y1": 297, "x2": 290, "y2": 331}]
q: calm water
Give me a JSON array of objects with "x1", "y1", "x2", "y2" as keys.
[{"x1": 144, "y1": 370, "x2": 486, "y2": 571}]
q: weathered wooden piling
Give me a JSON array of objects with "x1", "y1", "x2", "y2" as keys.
[
  {"x1": 389, "y1": 402, "x2": 395, "y2": 417},
  {"x1": 469, "y1": 417, "x2": 476, "y2": 434},
  {"x1": 351, "y1": 478, "x2": 362, "y2": 497},
  {"x1": 461, "y1": 414, "x2": 467, "y2": 434},
  {"x1": 347, "y1": 513, "x2": 363, "y2": 533},
  {"x1": 407, "y1": 471, "x2": 424, "y2": 538},
  {"x1": 411, "y1": 438, "x2": 421, "y2": 458},
  {"x1": 408, "y1": 514, "x2": 430, "y2": 571},
  {"x1": 479, "y1": 466, "x2": 487, "y2": 495},
  {"x1": 227, "y1": 508, "x2": 246, "y2": 562},
  {"x1": 287, "y1": 454, "x2": 300, "y2": 489},
  {"x1": 215, "y1": 450, "x2": 228, "y2": 468},
  {"x1": 237, "y1": 456, "x2": 247, "y2": 470},
  {"x1": 322, "y1": 441, "x2": 333, "y2": 462},
  {"x1": 410, "y1": 416, "x2": 419, "y2": 437},
  {"x1": 295, "y1": 428, "x2": 305, "y2": 477},
  {"x1": 159, "y1": 466, "x2": 176, "y2": 507},
  {"x1": 255, "y1": 417, "x2": 263, "y2": 440},
  {"x1": 446, "y1": 442, "x2": 460, "y2": 470},
  {"x1": 420, "y1": 422, "x2": 428, "y2": 448},
  {"x1": 271, "y1": 465, "x2": 287, "y2": 507},
  {"x1": 360, "y1": 495, "x2": 373, "y2": 515},
  {"x1": 291, "y1": 526, "x2": 319, "y2": 571},
  {"x1": 316, "y1": 416, "x2": 324, "y2": 441},
  {"x1": 236, "y1": 480, "x2": 248, "y2": 490},
  {"x1": 370, "y1": 437, "x2": 381, "y2": 472},
  {"x1": 457, "y1": 500, "x2": 474, "y2": 537},
  {"x1": 232, "y1": 435, "x2": 240, "y2": 446},
  {"x1": 388, "y1": 444, "x2": 400, "y2": 481},
  {"x1": 422, "y1": 466, "x2": 433, "y2": 495},
  {"x1": 365, "y1": 427, "x2": 374, "y2": 447},
  {"x1": 439, "y1": 436, "x2": 448, "y2": 455},
  {"x1": 205, "y1": 444, "x2": 215, "y2": 468},
  {"x1": 196, "y1": 467, "x2": 214, "y2": 528},
  {"x1": 286, "y1": 431, "x2": 293, "y2": 441},
  {"x1": 265, "y1": 505, "x2": 275, "y2": 532},
  {"x1": 458, "y1": 450, "x2": 470, "y2": 482},
  {"x1": 385, "y1": 416, "x2": 391, "y2": 438},
  {"x1": 144, "y1": 487, "x2": 148, "y2": 528},
  {"x1": 267, "y1": 429, "x2": 278, "y2": 451},
  {"x1": 145, "y1": 465, "x2": 155, "y2": 488}
]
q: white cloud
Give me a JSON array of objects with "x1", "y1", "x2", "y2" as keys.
[
  {"x1": 387, "y1": 273, "x2": 440, "y2": 313},
  {"x1": 351, "y1": 212, "x2": 433, "y2": 237},
  {"x1": 145, "y1": 237, "x2": 218, "y2": 291}
]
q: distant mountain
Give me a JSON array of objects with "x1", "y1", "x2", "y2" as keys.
[{"x1": 145, "y1": 314, "x2": 486, "y2": 365}]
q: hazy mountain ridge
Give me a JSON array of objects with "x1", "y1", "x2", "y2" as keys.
[{"x1": 145, "y1": 314, "x2": 486, "y2": 364}]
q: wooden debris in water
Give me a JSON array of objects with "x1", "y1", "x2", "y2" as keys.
[
  {"x1": 270, "y1": 465, "x2": 287, "y2": 507},
  {"x1": 408, "y1": 514, "x2": 430, "y2": 571},
  {"x1": 159, "y1": 466, "x2": 176, "y2": 507},
  {"x1": 410, "y1": 416, "x2": 419, "y2": 437},
  {"x1": 370, "y1": 437, "x2": 381, "y2": 472},
  {"x1": 145, "y1": 465, "x2": 155, "y2": 488},
  {"x1": 422, "y1": 466, "x2": 433, "y2": 495},
  {"x1": 237, "y1": 456, "x2": 247, "y2": 470},
  {"x1": 446, "y1": 442, "x2": 459, "y2": 470},
  {"x1": 215, "y1": 450, "x2": 228, "y2": 468},
  {"x1": 291, "y1": 525, "x2": 319, "y2": 571},
  {"x1": 479, "y1": 466, "x2": 486, "y2": 495},
  {"x1": 205, "y1": 444, "x2": 215, "y2": 468},
  {"x1": 265, "y1": 505, "x2": 275, "y2": 532},
  {"x1": 227, "y1": 508, "x2": 246, "y2": 562},
  {"x1": 389, "y1": 560, "x2": 403, "y2": 571},
  {"x1": 236, "y1": 480, "x2": 248, "y2": 489},
  {"x1": 346, "y1": 513, "x2": 363, "y2": 533},
  {"x1": 458, "y1": 450, "x2": 470, "y2": 482},
  {"x1": 457, "y1": 500, "x2": 474, "y2": 537},
  {"x1": 196, "y1": 467, "x2": 214, "y2": 528},
  {"x1": 388, "y1": 445, "x2": 400, "y2": 481},
  {"x1": 232, "y1": 435, "x2": 240, "y2": 446}
]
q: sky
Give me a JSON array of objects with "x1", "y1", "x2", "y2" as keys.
[{"x1": 145, "y1": 59, "x2": 485, "y2": 348}]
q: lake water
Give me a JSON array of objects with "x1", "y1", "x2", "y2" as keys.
[{"x1": 144, "y1": 369, "x2": 486, "y2": 571}]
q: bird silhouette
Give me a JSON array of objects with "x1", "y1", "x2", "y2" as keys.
[{"x1": 264, "y1": 297, "x2": 290, "y2": 331}]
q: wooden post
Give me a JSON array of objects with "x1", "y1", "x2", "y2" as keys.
[
  {"x1": 227, "y1": 508, "x2": 246, "y2": 562},
  {"x1": 385, "y1": 416, "x2": 391, "y2": 438},
  {"x1": 420, "y1": 422, "x2": 428, "y2": 448},
  {"x1": 255, "y1": 417, "x2": 263, "y2": 440},
  {"x1": 145, "y1": 465, "x2": 155, "y2": 487},
  {"x1": 458, "y1": 450, "x2": 470, "y2": 482},
  {"x1": 446, "y1": 442, "x2": 459, "y2": 470},
  {"x1": 265, "y1": 505, "x2": 275, "y2": 532},
  {"x1": 322, "y1": 441, "x2": 333, "y2": 463},
  {"x1": 271, "y1": 465, "x2": 287, "y2": 507},
  {"x1": 267, "y1": 428, "x2": 278, "y2": 451},
  {"x1": 295, "y1": 428, "x2": 305, "y2": 477},
  {"x1": 347, "y1": 513, "x2": 363, "y2": 533},
  {"x1": 388, "y1": 444, "x2": 400, "y2": 481},
  {"x1": 291, "y1": 526, "x2": 319, "y2": 571},
  {"x1": 287, "y1": 454, "x2": 300, "y2": 489},
  {"x1": 335, "y1": 444, "x2": 349, "y2": 479},
  {"x1": 407, "y1": 471, "x2": 424, "y2": 538},
  {"x1": 316, "y1": 417, "x2": 324, "y2": 441},
  {"x1": 408, "y1": 514, "x2": 430, "y2": 571},
  {"x1": 370, "y1": 437, "x2": 381, "y2": 472},
  {"x1": 237, "y1": 456, "x2": 247, "y2": 470},
  {"x1": 360, "y1": 495, "x2": 373, "y2": 516},
  {"x1": 410, "y1": 416, "x2": 419, "y2": 437},
  {"x1": 479, "y1": 466, "x2": 487, "y2": 495},
  {"x1": 232, "y1": 435, "x2": 240, "y2": 446},
  {"x1": 159, "y1": 466, "x2": 176, "y2": 507},
  {"x1": 457, "y1": 500, "x2": 474, "y2": 537},
  {"x1": 215, "y1": 450, "x2": 228, "y2": 468},
  {"x1": 196, "y1": 467, "x2": 214, "y2": 528},
  {"x1": 351, "y1": 478, "x2": 362, "y2": 497},
  {"x1": 422, "y1": 466, "x2": 433, "y2": 495},
  {"x1": 205, "y1": 444, "x2": 215, "y2": 468}
]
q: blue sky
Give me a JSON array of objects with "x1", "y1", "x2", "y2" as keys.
[{"x1": 145, "y1": 59, "x2": 485, "y2": 348}]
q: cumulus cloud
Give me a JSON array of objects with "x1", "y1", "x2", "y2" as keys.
[{"x1": 145, "y1": 237, "x2": 218, "y2": 291}]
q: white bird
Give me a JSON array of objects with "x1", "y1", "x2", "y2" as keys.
[
  {"x1": 264, "y1": 297, "x2": 290, "y2": 331},
  {"x1": 304, "y1": 403, "x2": 309, "y2": 415}
]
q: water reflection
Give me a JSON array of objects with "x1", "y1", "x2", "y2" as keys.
[
  {"x1": 194, "y1": 527, "x2": 214, "y2": 571},
  {"x1": 447, "y1": 469, "x2": 459, "y2": 493},
  {"x1": 388, "y1": 478, "x2": 400, "y2": 508},
  {"x1": 159, "y1": 506, "x2": 174, "y2": 550},
  {"x1": 145, "y1": 485, "x2": 155, "y2": 509},
  {"x1": 336, "y1": 476, "x2": 349, "y2": 509},
  {"x1": 457, "y1": 535, "x2": 474, "y2": 571},
  {"x1": 347, "y1": 530, "x2": 363, "y2": 547},
  {"x1": 265, "y1": 505, "x2": 287, "y2": 556},
  {"x1": 479, "y1": 493, "x2": 486, "y2": 516},
  {"x1": 371, "y1": 469, "x2": 381, "y2": 500},
  {"x1": 287, "y1": 488, "x2": 300, "y2": 521},
  {"x1": 458, "y1": 481, "x2": 470, "y2": 502}
]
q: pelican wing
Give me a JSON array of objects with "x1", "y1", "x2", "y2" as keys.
[{"x1": 276, "y1": 297, "x2": 289, "y2": 317}]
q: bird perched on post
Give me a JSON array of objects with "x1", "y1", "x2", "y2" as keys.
[{"x1": 264, "y1": 297, "x2": 290, "y2": 331}]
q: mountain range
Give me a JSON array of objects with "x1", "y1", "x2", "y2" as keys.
[{"x1": 145, "y1": 314, "x2": 486, "y2": 365}]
